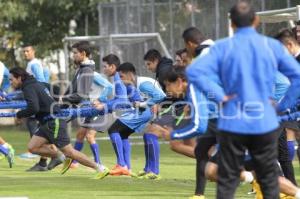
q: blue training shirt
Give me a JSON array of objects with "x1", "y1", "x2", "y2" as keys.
[
  {"x1": 187, "y1": 27, "x2": 300, "y2": 134},
  {"x1": 26, "y1": 58, "x2": 46, "y2": 83},
  {"x1": 170, "y1": 83, "x2": 209, "y2": 140},
  {"x1": 119, "y1": 76, "x2": 166, "y2": 131},
  {"x1": 91, "y1": 72, "x2": 113, "y2": 102}
]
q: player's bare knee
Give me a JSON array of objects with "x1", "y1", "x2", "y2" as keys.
[
  {"x1": 27, "y1": 144, "x2": 37, "y2": 154},
  {"x1": 86, "y1": 133, "x2": 95, "y2": 144},
  {"x1": 205, "y1": 163, "x2": 217, "y2": 181}
]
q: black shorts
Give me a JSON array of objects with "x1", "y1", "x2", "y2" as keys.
[
  {"x1": 278, "y1": 123, "x2": 292, "y2": 162},
  {"x1": 209, "y1": 150, "x2": 284, "y2": 176},
  {"x1": 152, "y1": 103, "x2": 190, "y2": 129},
  {"x1": 35, "y1": 119, "x2": 70, "y2": 149},
  {"x1": 195, "y1": 119, "x2": 218, "y2": 158},
  {"x1": 80, "y1": 116, "x2": 107, "y2": 132},
  {"x1": 108, "y1": 119, "x2": 134, "y2": 139},
  {"x1": 281, "y1": 121, "x2": 300, "y2": 131}
]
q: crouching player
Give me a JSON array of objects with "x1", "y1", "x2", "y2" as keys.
[{"x1": 9, "y1": 67, "x2": 109, "y2": 179}]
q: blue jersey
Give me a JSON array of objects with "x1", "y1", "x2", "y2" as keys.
[
  {"x1": 119, "y1": 76, "x2": 166, "y2": 132},
  {"x1": 43, "y1": 66, "x2": 50, "y2": 83},
  {"x1": 170, "y1": 83, "x2": 209, "y2": 140},
  {"x1": 0, "y1": 62, "x2": 10, "y2": 91},
  {"x1": 105, "y1": 72, "x2": 129, "y2": 111},
  {"x1": 90, "y1": 72, "x2": 113, "y2": 102},
  {"x1": 273, "y1": 71, "x2": 290, "y2": 102},
  {"x1": 26, "y1": 58, "x2": 46, "y2": 83}
]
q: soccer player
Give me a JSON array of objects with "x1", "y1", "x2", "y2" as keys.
[
  {"x1": 182, "y1": 26, "x2": 216, "y2": 199},
  {"x1": 175, "y1": 49, "x2": 191, "y2": 68},
  {"x1": 71, "y1": 71, "x2": 113, "y2": 168},
  {"x1": 22, "y1": 44, "x2": 49, "y2": 171},
  {"x1": 107, "y1": 62, "x2": 165, "y2": 176},
  {"x1": 275, "y1": 29, "x2": 300, "y2": 171},
  {"x1": 186, "y1": 1, "x2": 300, "y2": 198},
  {"x1": 92, "y1": 54, "x2": 133, "y2": 175},
  {"x1": 9, "y1": 67, "x2": 109, "y2": 179},
  {"x1": 55, "y1": 41, "x2": 101, "y2": 170},
  {"x1": 182, "y1": 27, "x2": 214, "y2": 58}
]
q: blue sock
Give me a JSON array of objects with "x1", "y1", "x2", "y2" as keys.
[
  {"x1": 73, "y1": 141, "x2": 84, "y2": 164},
  {"x1": 122, "y1": 139, "x2": 131, "y2": 169},
  {"x1": 90, "y1": 143, "x2": 101, "y2": 164},
  {"x1": 143, "y1": 134, "x2": 150, "y2": 172},
  {"x1": 287, "y1": 140, "x2": 295, "y2": 161},
  {"x1": 0, "y1": 145, "x2": 8, "y2": 156},
  {"x1": 144, "y1": 133, "x2": 160, "y2": 175},
  {"x1": 109, "y1": 132, "x2": 126, "y2": 167}
]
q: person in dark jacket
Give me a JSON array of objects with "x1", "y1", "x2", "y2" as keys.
[
  {"x1": 59, "y1": 41, "x2": 94, "y2": 104},
  {"x1": 144, "y1": 49, "x2": 173, "y2": 92},
  {"x1": 9, "y1": 67, "x2": 109, "y2": 179}
]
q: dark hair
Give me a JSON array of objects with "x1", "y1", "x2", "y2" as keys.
[
  {"x1": 275, "y1": 28, "x2": 299, "y2": 45},
  {"x1": 143, "y1": 49, "x2": 162, "y2": 62},
  {"x1": 175, "y1": 48, "x2": 187, "y2": 56},
  {"x1": 182, "y1": 27, "x2": 205, "y2": 44},
  {"x1": 72, "y1": 41, "x2": 91, "y2": 57},
  {"x1": 10, "y1": 67, "x2": 31, "y2": 81},
  {"x1": 117, "y1": 62, "x2": 136, "y2": 74},
  {"x1": 164, "y1": 66, "x2": 186, "y2": 83},
  {"x1": 102, "y1": 54, "x2": 121, "y2": 67},
  {"x1": 230, "y1": 1, "x2": 255, "y2": 28}
]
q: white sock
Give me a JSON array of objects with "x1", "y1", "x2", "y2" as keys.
[
  {"x1": 243, "y1": 171, "x2": 254, "y2": 183},
  {"x1": 295, "y1": 189, "x2": 300, "y2": 199},
  {"x1": 57, "y1": 152, "x2": 66, "y2": 162},
  {"x1": 97, "y1": 164, "x2": 106, "y2": 172}
]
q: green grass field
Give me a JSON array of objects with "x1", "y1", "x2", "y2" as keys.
[{"x1": 0, "y1": 126, "x2": 285, "y2": 199}]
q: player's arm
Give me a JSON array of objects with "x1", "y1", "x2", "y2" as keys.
[
  {"x1": 138, "y1": 81, "x2": 166, "y2": 108},
  {"x1": 31, "y1": 63, "x2": 46, "y2": 82},
  {"x1": 93, "y1": 73, "x2": 113, "y2": 102}
]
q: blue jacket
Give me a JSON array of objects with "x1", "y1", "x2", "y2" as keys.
[
  {"x1": 186, "y1": 27, "x2": 300, "y2": 134},
  {"x1": 171, "y1": 83, "x2": 208, "y2": 139}
]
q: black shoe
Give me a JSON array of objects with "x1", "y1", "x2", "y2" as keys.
[
  {"x1": 47, "y1": 157, "x2": 63, "y2": 170},
  {"x1": 26, "y1": 163, "x2": 48, "y2": 172}
]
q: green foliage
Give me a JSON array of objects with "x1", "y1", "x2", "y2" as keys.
[{"x1": 0, "y1": 0, "x2": 104, "y2": 63}]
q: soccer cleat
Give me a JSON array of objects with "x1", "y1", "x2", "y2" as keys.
[
  {"x1": 252, "y1": 180, "x2": 263, "y2": 199},
  {"x1": 137, "y1": 170, "x2": 147, "y2": 177},
  {"x1": 19, "y1": 152, "x2": 39, "y2": 159},
  {"x1": 279, "y1": 193, "x2": 295, "y2": 199},
  {"x1": 93, "y1": 166, "x2": 110, "y2": 180},
  {"x1": 188, "y1": 195, "x2": 205, "y2": 199},
  {"x1": 6, "y1": 145, "x2": 14, "y2": 168},
  {"x1": 26, "y1": 163, "x2": 48, "y2": 172},
  {"x1": 139, "y1": 172, "x2": 161, "y2": 180},
  {"x1": 109, "y1": 164, "x2": 130, "y2": 176},
  {"x1": 47, "y1": 157, "x2": 63, "y2": 170},
  {"x1": 61, "y1": 158, "x2": 73, "y2": 175}
]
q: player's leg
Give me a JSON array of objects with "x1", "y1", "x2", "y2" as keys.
[
  {"x1": 169, "y1": 138, "x2": 196, "y2": 158},
  {"x1": 0, "y1": 136, "x2": 14, "y2": 168}
]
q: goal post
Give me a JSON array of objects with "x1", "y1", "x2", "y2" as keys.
[{"x1": 62, "y1": 32, "x2": 172, "y2": 81}]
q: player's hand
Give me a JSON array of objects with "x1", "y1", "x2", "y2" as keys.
[
  {"x1": 163, "y1": 125, "x2": 173, "y2": 141},
  {"x1": 0, "y1": 96, "x2": 5, "y2": 101},
  {"x1": 133, "y1": 102, "x2": 140, "y2": 108},
  {"x1": 15, "y1": 117, "x2": 22, "y2": 125},
  {"x1": 93, "y1": 100, "x2": 105, "y2": 110},
  {"x1": 151, "y1": 104, "x2": 160, "y2": 115},
  {"x1": 222, "y1": 94, "x2": 236, "y2": 103}
]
